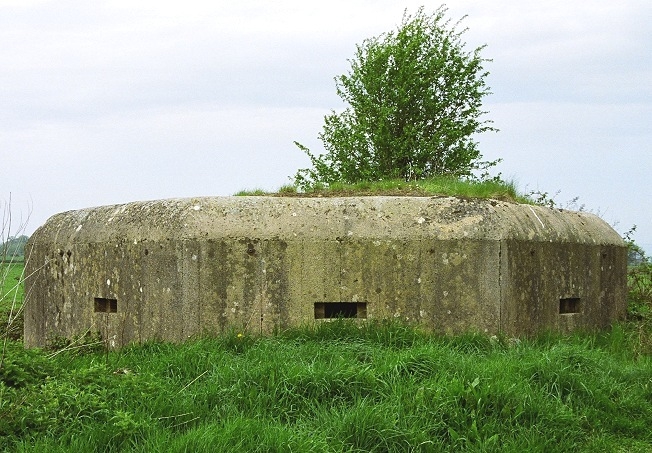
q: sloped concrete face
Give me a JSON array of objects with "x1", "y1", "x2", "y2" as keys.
[{"x1": 24, "y1": 196, "x2": 626, "y2": 348}]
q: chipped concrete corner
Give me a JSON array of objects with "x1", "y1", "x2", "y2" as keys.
[{"x1": 24, "y1": 196, "x2": 627, "y2": 348}]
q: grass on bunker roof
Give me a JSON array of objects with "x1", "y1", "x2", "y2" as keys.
[{"x1": 234, "y1": 176, "x2": 530, "y2": 203}]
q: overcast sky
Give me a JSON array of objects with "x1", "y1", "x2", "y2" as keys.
[{"x1": 2, "y1": 0, "x2": 651, "y2": 248}]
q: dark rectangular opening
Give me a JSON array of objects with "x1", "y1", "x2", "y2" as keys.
[
  {"x1": 314, "y1": 302, "x2": 367, "y2": 319},
  {"x1": 94, "y1": 297, "x2": 117, "y2": 313},
  {"x1": 559, "y1": 297, "x2": 580, "y2": 314}
]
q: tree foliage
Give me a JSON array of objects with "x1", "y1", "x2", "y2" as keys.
[
  {"x1": 1, "y1": 235, "x2": 28, "y2": 260},
  {"x1": 294, "y1": 6, "x2": 497, "y2": 189}
]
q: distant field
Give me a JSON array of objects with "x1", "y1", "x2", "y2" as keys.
[
  {"x1": 0, "y1": 261, "x2": 24, "y2": 310},
  {"x1": 0, "y1": 262, "x2": 24, "y2": 340},
  {"x1": 0, "y1": 257, "x2": 24, "y2": 264}
]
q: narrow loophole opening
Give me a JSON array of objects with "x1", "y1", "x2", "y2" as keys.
[
  {"x1": 559, "y1": 297, "x2": 580, "y2": 314},
  {"x1": 314, "y1": 302, "x2": 367, "y2": 319},
  {"x1": 94, "y1": 297, "x2": 117, "y2": 313}
]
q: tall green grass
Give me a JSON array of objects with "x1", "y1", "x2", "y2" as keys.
[
  {"x1": 4, "y1": 256, "x2": 652, "y2": 452},
  {"x1": 2, "y1": 320, "x2": 652, "y2": 452}
]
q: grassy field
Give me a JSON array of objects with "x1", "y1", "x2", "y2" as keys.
[
  {"x1": 1, "y1": 263, "x2": 24, "y2": 304},
  {"x1": 2, "y1": 263, "x2": 652, "y2": 452},
  {"x1": 0, "y1": 262, "x2": 24, "y2": 341}
]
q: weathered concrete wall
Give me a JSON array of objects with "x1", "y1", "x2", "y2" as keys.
[{"x1": 24, "y1": 196, "x2": 627, "y2": 348}]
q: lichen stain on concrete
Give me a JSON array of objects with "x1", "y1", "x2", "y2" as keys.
[{"x1": 24, "y1": 196, "x2": 627, "y2": 348}]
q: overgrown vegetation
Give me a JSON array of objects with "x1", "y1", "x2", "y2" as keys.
[
  {"x1": 236, "y1": 176, "x2": 528, "y2": 203},
  {"x1": 1, "y1": 195, "x2": 30, "y2": 361},
  {"x1": 1, "y1": 317, "x2": 651, "y2": 452},
  {"x1": 293, "y1": 6, "x2": 497, "y2": 191},
  {"x1": 624, "y1": 228, "x2": 652, "y2": 359}
]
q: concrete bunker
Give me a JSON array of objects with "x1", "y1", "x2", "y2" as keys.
[{"x1": 24, "y1": 196, "x2": 627, "y2": 348}]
